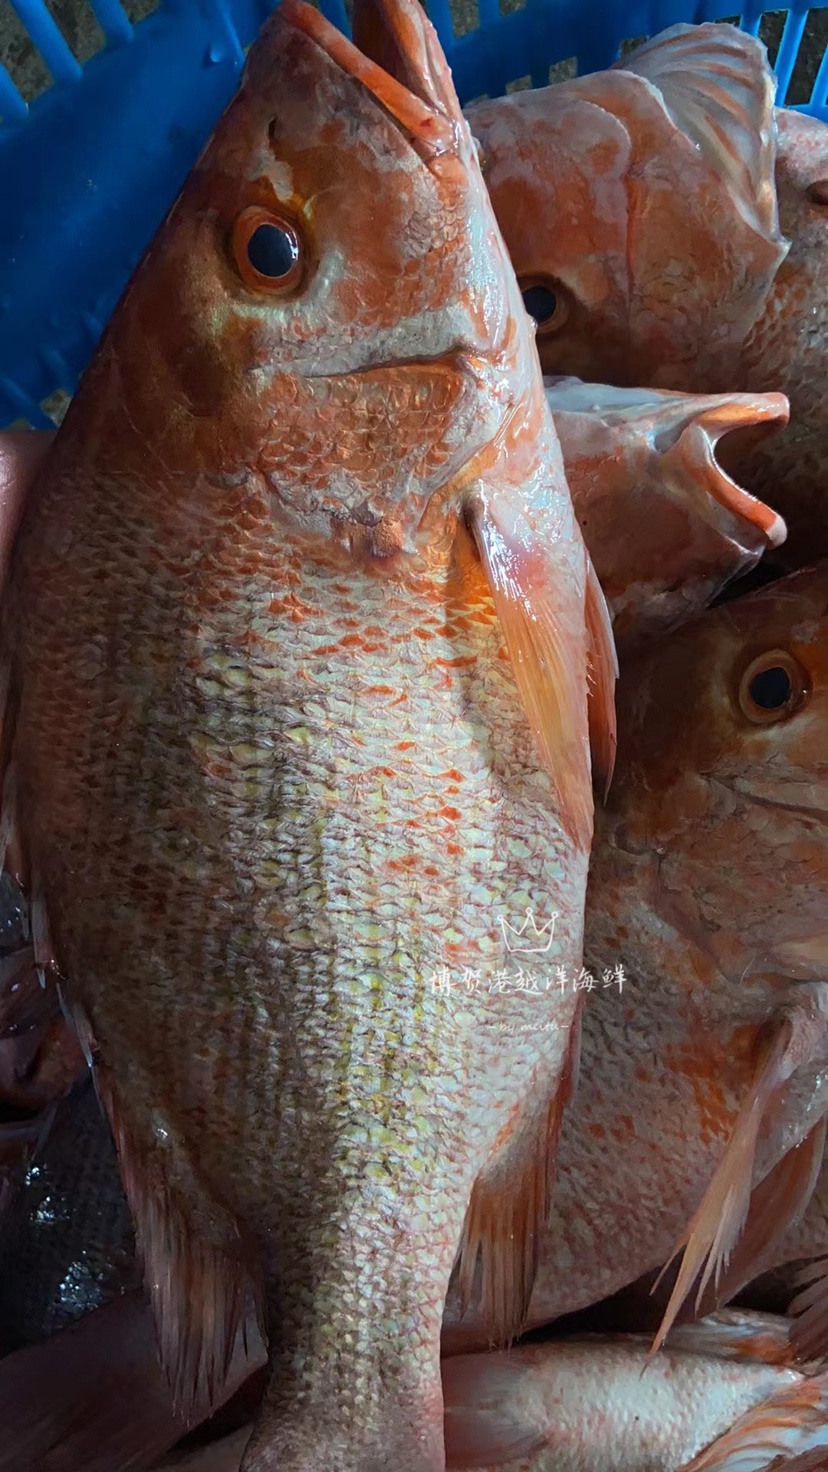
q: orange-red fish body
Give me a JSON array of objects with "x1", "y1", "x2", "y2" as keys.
[
  {"x1": 0, "y1": 2, "x2": 611, "y2": 1469},
  {"x1": 445, "y1": 562, "x2": 828, "y2": 1355}
]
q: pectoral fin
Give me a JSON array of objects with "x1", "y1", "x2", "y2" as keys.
[
  {"x1": 585, "y1": 556, "x2": 618, "y2": 800},
  {"x1": 466, "y1": 488, "x2": 597, "y2": 852},
  {"x1": 617, "y1": 21, "x2": 788, "y2": 280}
]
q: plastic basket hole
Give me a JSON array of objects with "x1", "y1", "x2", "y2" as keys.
[
  {"x1": 506, "y1": 74, "x2": 532, "y2": 92},
  {"x1": 121, "y1": 0, "x2": 159, "y2": 18},
  {"x1": 618, "y1": 33, "x2": 648, "y2": 57},
  {"x1": 451, "y1": 0, "x2": 480, "y2": 37},
  {"x1": 757, "y1": 9, "x2": 788, "y2": 69},
  {"x1": 40, "y1": 389, "x2": 72, "y2": 427},
  {"x1": 0, "y1": 0, "x2": 110, "y2": 108},
  {"x1": 0, "y1": 4, "x2": 52, "y2": 106},
  {"x1": 783, "y1": 8, "x2": 828, "y2": 104},
  {"x1": 4, "y1": 419, "x2": 34, "y2": 433},
  {"x1": 498, "y1": 0, "x2": 524, "y2": 14},
  {"x1": 549, "y1": 56, "x2": 577, "y2": 83},
  {"x1": 47, "y1": 0, "x2": 107, "y2": 67}
]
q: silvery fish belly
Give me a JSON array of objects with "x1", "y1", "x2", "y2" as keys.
[{"x1": 0, "y1": 0, "x2": 613, "y2": 1468}]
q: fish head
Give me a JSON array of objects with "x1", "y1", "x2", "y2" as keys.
[
  {"x1": 609, "y1": 562, "x2": 828, "y2": 986},
  {"x1": 98, "y1": 0, "x2": 523, "y2": 551},
  {"x1": 468, "y1": 23, "x2": 788, "y2": 389},
  {"x1": 545, "y1": 379, "x2": 789, "y2": 646}
]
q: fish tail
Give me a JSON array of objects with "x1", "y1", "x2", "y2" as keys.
[{"x1": 681, "y1": 1369, "x2": 828, "y2": 1471}]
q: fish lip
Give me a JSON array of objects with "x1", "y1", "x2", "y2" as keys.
[
  {"x1": 718, "y1": 771, "x2": 828, "y2": 825},
  {"x1": 675, "y1": 396, "x2": 789, "y2": 552},
  {"x1": 277, "y1": 0, "x2": 456, "y2": 159}
]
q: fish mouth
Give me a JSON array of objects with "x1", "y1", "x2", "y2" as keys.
[
  {"x1": 666, "y1": 393, "x2": 789, "y2": 552},
  {"x1": 279, "y1": 0, "x2": 459, "y2": 160},
  {"x1": 718, "y1": 771, "x2": 828, "y2": 825}
]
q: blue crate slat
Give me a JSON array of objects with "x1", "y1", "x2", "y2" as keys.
[
  {"x1": 10, "y1": 0, "x2": 83, "y2": 85},
  {"x1": 476, "y1": 0, "x2": 498, "y2": 36},
  {"x1": 89, "y1": 0, "x2": 134, "y2": 47},
  {"x1": 321, "y1": 0, "x2": 351, "y2": 36},
  {"x1": 0, "y1": 66, "x2": 27, "y2": 122},
  {"x1": 1, "y1": 0, "x2": 827, "y2": 427}
]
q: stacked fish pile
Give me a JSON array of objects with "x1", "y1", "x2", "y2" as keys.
[{"x1": 0, "y1": 3, "x2": 826, "y2": 1469}]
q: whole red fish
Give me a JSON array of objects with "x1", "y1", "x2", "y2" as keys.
[
  {"x1": 0, "y1": 3, "x2": 614, "y2": 1471},
  {"x1": 467, "y1": 23, "x2": 828, "y2": 568},
  {"x1": 444, "y1": 561, "x2": 828, "y2": 1357}
]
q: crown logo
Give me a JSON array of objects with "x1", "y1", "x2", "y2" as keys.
[{"x1": 498, "y1": 907, "x2": 558, "y2": 955}]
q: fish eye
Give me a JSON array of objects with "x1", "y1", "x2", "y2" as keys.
[
  {"x1": 738, "y1": 650, "x2": 810, "y2": 724},
  {"x1": 231, "y1": 206, "x2": 303, "y2": 293},
  {"x1": 518, "y1": 276, "x2": 569, "y2": 335}
]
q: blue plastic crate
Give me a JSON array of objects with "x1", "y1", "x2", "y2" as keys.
[{"x1": 1, "y1": 0, "x2": 827, "y2": 429}]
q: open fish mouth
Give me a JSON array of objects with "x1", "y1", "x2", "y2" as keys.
[{"x1": 667, "y1": 393, "x2": 789, "y2": 553}]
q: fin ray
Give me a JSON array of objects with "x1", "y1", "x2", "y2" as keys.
[
  {"x1": 651, "y1": 1018, "x2": 799, "y2": 1354},
  {"x1": 93, "y1": 1054, "x2": 264, "y2": 1420},
  {"x1": 466, "y1": 489, "x2": 594, "y2": 852},
  {"x1": 617, "y1": 21, "x2": 788, "y2": 275},
  {"x1": 457, "y1": 994, "x2": 582, "y2": 1345},
  {"x1": 584, "y1": 556, "x2": 617, "y2": 800}
]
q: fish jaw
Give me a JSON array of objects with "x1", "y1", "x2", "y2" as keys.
[{"x1": 544, "y1": 380, "x2": 788, "y2": 647}]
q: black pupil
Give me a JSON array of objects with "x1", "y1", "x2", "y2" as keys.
[
  {"x1": 522, "y1": 285, "x2": 557, "y2": 324},
  {"x1": 247, "y1": 223, "x2": 297, "y2": 279},
  {"x1": 749, "y1": 665, "x2": 792, "y2": 710}
]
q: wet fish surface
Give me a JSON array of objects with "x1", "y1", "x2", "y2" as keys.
[{"x1": 0, "y1": 0, "x2": 614, "y2": 1468}]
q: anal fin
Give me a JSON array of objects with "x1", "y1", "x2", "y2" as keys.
[
  {"x1": 93, "y1": 1055, "x2": 264, "y2": 1421},
  {"x1": 456, "y1": 994, "x2": 582, "y2": 1345},
  {"x1": 652, "y1": 997, "x2": 828, "y2": 1354},
  {"x1": 694, "y1": 1119, "x2": 827, "y2": 1321},
  {"x1": 789, "y1": 1256, "x2": 828, "y2": 1364}
]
